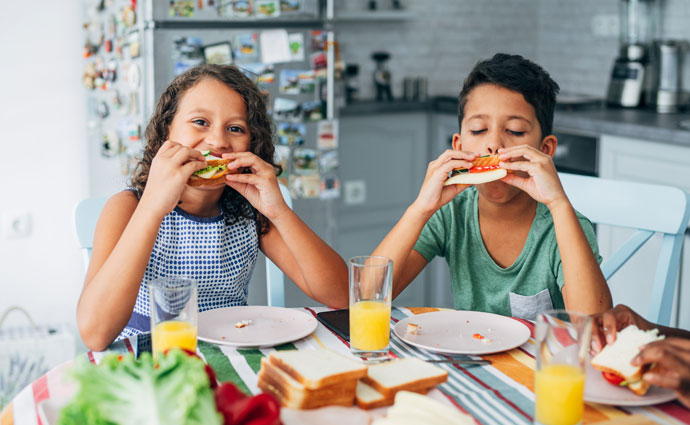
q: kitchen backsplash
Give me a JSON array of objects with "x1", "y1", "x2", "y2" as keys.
[{"x1": 335, "y1": 0, "x2": 690, "y2": 100}]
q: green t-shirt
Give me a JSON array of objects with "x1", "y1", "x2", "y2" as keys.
[{"x1": 413, "y1": 186, "x2": 601, "y2": 319}]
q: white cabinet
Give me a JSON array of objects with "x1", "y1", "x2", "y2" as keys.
[{"x1": 599, "y1": 135, "x2": 690, "y2": 328}]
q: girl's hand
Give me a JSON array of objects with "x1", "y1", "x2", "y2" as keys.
[
  {"x1": 223, "y1": 152, "x2": 289, "y2": 220},
  {"x1": 498, "y1": 145, "x2": 567, "y2": 208},
  {"x1": 411, "y1": 149, "x2": 477, "y2": 216},
  {"x1": 139, "y1": 140, "x2": 206, "y2": 217}
]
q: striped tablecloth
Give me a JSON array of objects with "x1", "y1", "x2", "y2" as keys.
[{"x1": 3, "y1": 307, "x2": 690, "y2": 425}]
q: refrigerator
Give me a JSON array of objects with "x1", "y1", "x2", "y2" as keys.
[{"x1": 81, "y1": 0, "x2": 340, "y2": 306}]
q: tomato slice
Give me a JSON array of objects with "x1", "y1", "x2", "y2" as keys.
[
  {"x1": 601, "y1": 371, "x2": 625, "y2": 386},
  {"x1": 468, "y1": 165, "x2": 501, "y2": 173}
]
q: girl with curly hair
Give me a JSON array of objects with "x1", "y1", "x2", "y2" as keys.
[{"x1": 77, "y1": 64, "x2": 348, "y2": 351}]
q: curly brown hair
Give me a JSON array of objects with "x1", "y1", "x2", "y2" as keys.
[{"x1": 130, "y1": 64, "x2": 280, "y2": 235}]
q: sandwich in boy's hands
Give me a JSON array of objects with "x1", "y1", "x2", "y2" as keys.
[{"x1": 443, "y1": 154, "x2": 507, "y2": 186}]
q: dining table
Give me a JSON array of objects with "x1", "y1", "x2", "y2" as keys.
[{"x1": 2, "y1": 306, "x2": 690, "y2": 425}]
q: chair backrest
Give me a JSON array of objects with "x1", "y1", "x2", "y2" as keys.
[
  {"x1": 266, "y1": 184, "x2": 292, "y2": 307},
  {"x1": 559, "y1": 172, "x2": 690, "y2": 325},
  {"x1": 74, "y1": 197, "x2": 108, "y2": 271},
  {"x1": 73, "y1": 184, "x2": 291, "y2": 307}
]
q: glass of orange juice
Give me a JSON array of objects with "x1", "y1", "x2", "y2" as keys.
[
  {"x1": 349, "y1": 256, "x2": 393, "y2": 362},
  {"x1": 534, "y1": 309, "x2": 592, "y2": 425},
  {"x1": 149, "y1": 277, "x2": 198, "y2": 358}
]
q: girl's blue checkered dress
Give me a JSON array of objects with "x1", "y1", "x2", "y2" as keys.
[{"x1": 116, "y1": 205, "x2": 258, "y2": 341}]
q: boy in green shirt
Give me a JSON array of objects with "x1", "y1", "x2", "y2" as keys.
[{"x1": 372, "y1": 53, "x2": 612, "y2": 319}]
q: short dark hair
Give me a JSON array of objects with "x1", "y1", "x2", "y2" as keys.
[{"x1": 457, "y1": 53, "x2": 560, "y2": 139}]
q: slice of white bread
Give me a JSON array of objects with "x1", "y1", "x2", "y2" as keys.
[
  {"x1": 268, "y1": 349, "x2": 367, "y2": 390},
  {"x1": 258, "y1": 357, "x2": 357, "y2": 402},
  {"x1": 443, "y1": 168, "x2": 507, "y2": 186},
  {"x1": 361, "y1": 358, "x2": 448, "y2": 398},
  {"x1": 591, "y1": 325, "x2": 664, "y2": 396},
  {"x1": 355, "y1": 380, "x2": 432, "y2": 410},
  {"x1": 371, "y1": 391, "x2": 475, "y2": 425},
  {"x1": 258, "y1": 373, "x2": 355, "y2": 409}
]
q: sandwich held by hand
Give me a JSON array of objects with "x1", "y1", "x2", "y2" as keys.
[
  {"x1": 188, "y1": 150, "x2": 239, "y2": 187},
  {"x1": 443, "y1": 154, "x2": 507, "y2": 186},
  {"x1": 591, "y1": 325, "x2": 664, "y2": 396}
]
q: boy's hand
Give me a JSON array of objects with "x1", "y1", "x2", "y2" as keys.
[
  {"x1": 590, "y1": 304, "x2": 653, "y2": 354},
  {"x1": 497, "y1": 145, "x2": 567, "y2": 208},
  {"x1": 411, "y1": 149, "x2": 477, "y2": 216},
  {"x1": 140, "y1": 140, "x2": 207, "y2": 217},
  {"x1": 632, "y1": 338, "x2": 690, "y2": 408}
]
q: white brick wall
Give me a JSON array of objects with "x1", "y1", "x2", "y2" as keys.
[{"x1": 335, "y1": 0, "x2": 690, "y2": 99}]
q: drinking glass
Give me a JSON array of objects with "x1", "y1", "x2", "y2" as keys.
[
  {"x1": 149, "y1": 276, "x2": 198, "y2": 358},
  {"x1": 348, "y1": 256, "x2": 393, "y2": 362},
  {"x1": 534, "y1": 310, "x2": 592, "y2": 425}
]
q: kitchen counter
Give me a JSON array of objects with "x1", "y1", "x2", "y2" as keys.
[{"x1": 340, "y1": 97, "x2": 690, "y2": 146}]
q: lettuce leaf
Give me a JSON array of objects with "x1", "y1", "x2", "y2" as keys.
[{"x1": 58, "y1": 349, "x2": 222, "y2": 425}]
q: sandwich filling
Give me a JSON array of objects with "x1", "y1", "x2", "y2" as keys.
[{"x1": 193, "y1": 150, "x2": 229, "y2": 179}]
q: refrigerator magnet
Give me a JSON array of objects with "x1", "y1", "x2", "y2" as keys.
[
  {"x1": 317, "y1": 120, "x2": 338, "y2": 150},
  {"x1": 277, "y1": 122, "x2": 306, "y2": 146},
  {"x1": 318, "y1": 150, "x2": 338, "y2": 174},
  {"x1": 287, "y1": 33, "x2": 304, "y2": 62},
  {"x1": 232, "y1": 33, "x2": 259, "y2": 61},
  {"x1": 292, "y1": 148, "x2": 318, "y2": 176},
  {"x1": 260, "y1": 30, "x2": 291, "y2": 64},
  {"x1": 319, "y1": 175, "x2": 340, "y2": 200},
  {"x1": 255, "y1": 0, "x2": 280, "y2": 18},
  {"x1": 169, "y1": 1, "x2": 195, "y2": 17},
  {"x1": 289, "y1": 175, "x2": 320, "y2": 199},
  {"x1": 281, "y1": 0, "x2": 301, "y2": 13},
  {"x1": 127, "y1": 63, "x2": 141, "y2": 89},
  {"x1": 301, "y1": 100, "x2": 323, "y2": 122},
  {"x1": 272, "y1": 97, "x2": 299, "y2": 121},
  {"x1": 239, "y1": 63, "x2": 274, "y2": 84},
  {"x1": 203, "y1": 42, "x2": 233, "y2": 65},
  {"x1": 128, "y1": 32, "x2": 141, "y2": 58},
  {"x1": 274, "y1": 145, "x2": 291, "y2": 183}
]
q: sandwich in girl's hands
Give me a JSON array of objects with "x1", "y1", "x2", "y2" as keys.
[
  {"x1": 443, "y1": 154, "x2": 507, "y2": 186},
  {"x1": 590, "y1": 325, "x2": 665, "y2": 396},
  {"x1": 187, "y1": 150, "x2": 237, "y2": 187}
]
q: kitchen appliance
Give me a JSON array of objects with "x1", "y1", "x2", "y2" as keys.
[
  {"x1": 646, "y1": 39, "x2": 689, "y2": 113},
  {"x1": 606, "y1": 0, "x2": 660, "y2": 108},
  {"x1": 81, "y1": 0, "x2": 337, "y2": 198},
  {"x1": 372, "y1": 51, "x2": 393, "y2": 101}
]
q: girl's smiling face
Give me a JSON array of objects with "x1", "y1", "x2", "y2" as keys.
[{"x1": 168, "y1": 77, "x2": 251, "y2": 155}]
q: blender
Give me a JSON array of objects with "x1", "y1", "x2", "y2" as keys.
[{"x1": 606, "y1": 0, "x2": 660, "y2": 108}]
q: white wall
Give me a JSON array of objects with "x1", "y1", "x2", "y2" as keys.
[{"x1": 0, "y1": 2, "x2": 88, "y2": 334}]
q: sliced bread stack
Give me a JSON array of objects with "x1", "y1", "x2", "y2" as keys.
[
  {"x1": 257, "y1": 349, "x2": 368, "y2": 409},
  {"x1": 356, "y1": 358, "x2": 449, "y2": 409}
]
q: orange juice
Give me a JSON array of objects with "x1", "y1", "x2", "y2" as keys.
[
  {"x1": 535, "y1": 364, "x2": 585, "y2": 425},
  {"x1": 349, "y1": 300, "x2": 390, "y2": 351},
  {"x1": 152, "y1": 320, "x2": 197, "y2": 356}
]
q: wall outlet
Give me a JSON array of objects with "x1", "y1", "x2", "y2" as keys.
[
  {"x1": 2, "y1": 210, "x2": 32, "y2": 239},
  {"x1": 344, "y1": 180, "x2": 366, "y2": 205},
  {"x1": 591, "y1": 14, "x2": 619, "y2": 38}
]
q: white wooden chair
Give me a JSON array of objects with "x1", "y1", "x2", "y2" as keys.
[
  {"x1": 559, "y1": 173, "x2": 690, "y2": 326},
  {"x1": 73, "y1": 185, "x2": 291, "y2": 308}
]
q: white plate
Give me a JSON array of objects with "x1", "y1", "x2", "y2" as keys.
[
  {"x1": 197, "y1": 306, "x2": 317, "y2": 348},
  {"x1": 394, "y1": 310, "x2": 531, "y2": 355},
  {"x1": 584, "y1": 362, "x2": 676, "y2": 406},
  {"x1": 38, "y1": 399, "x2": 62, "y2": 425}
]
